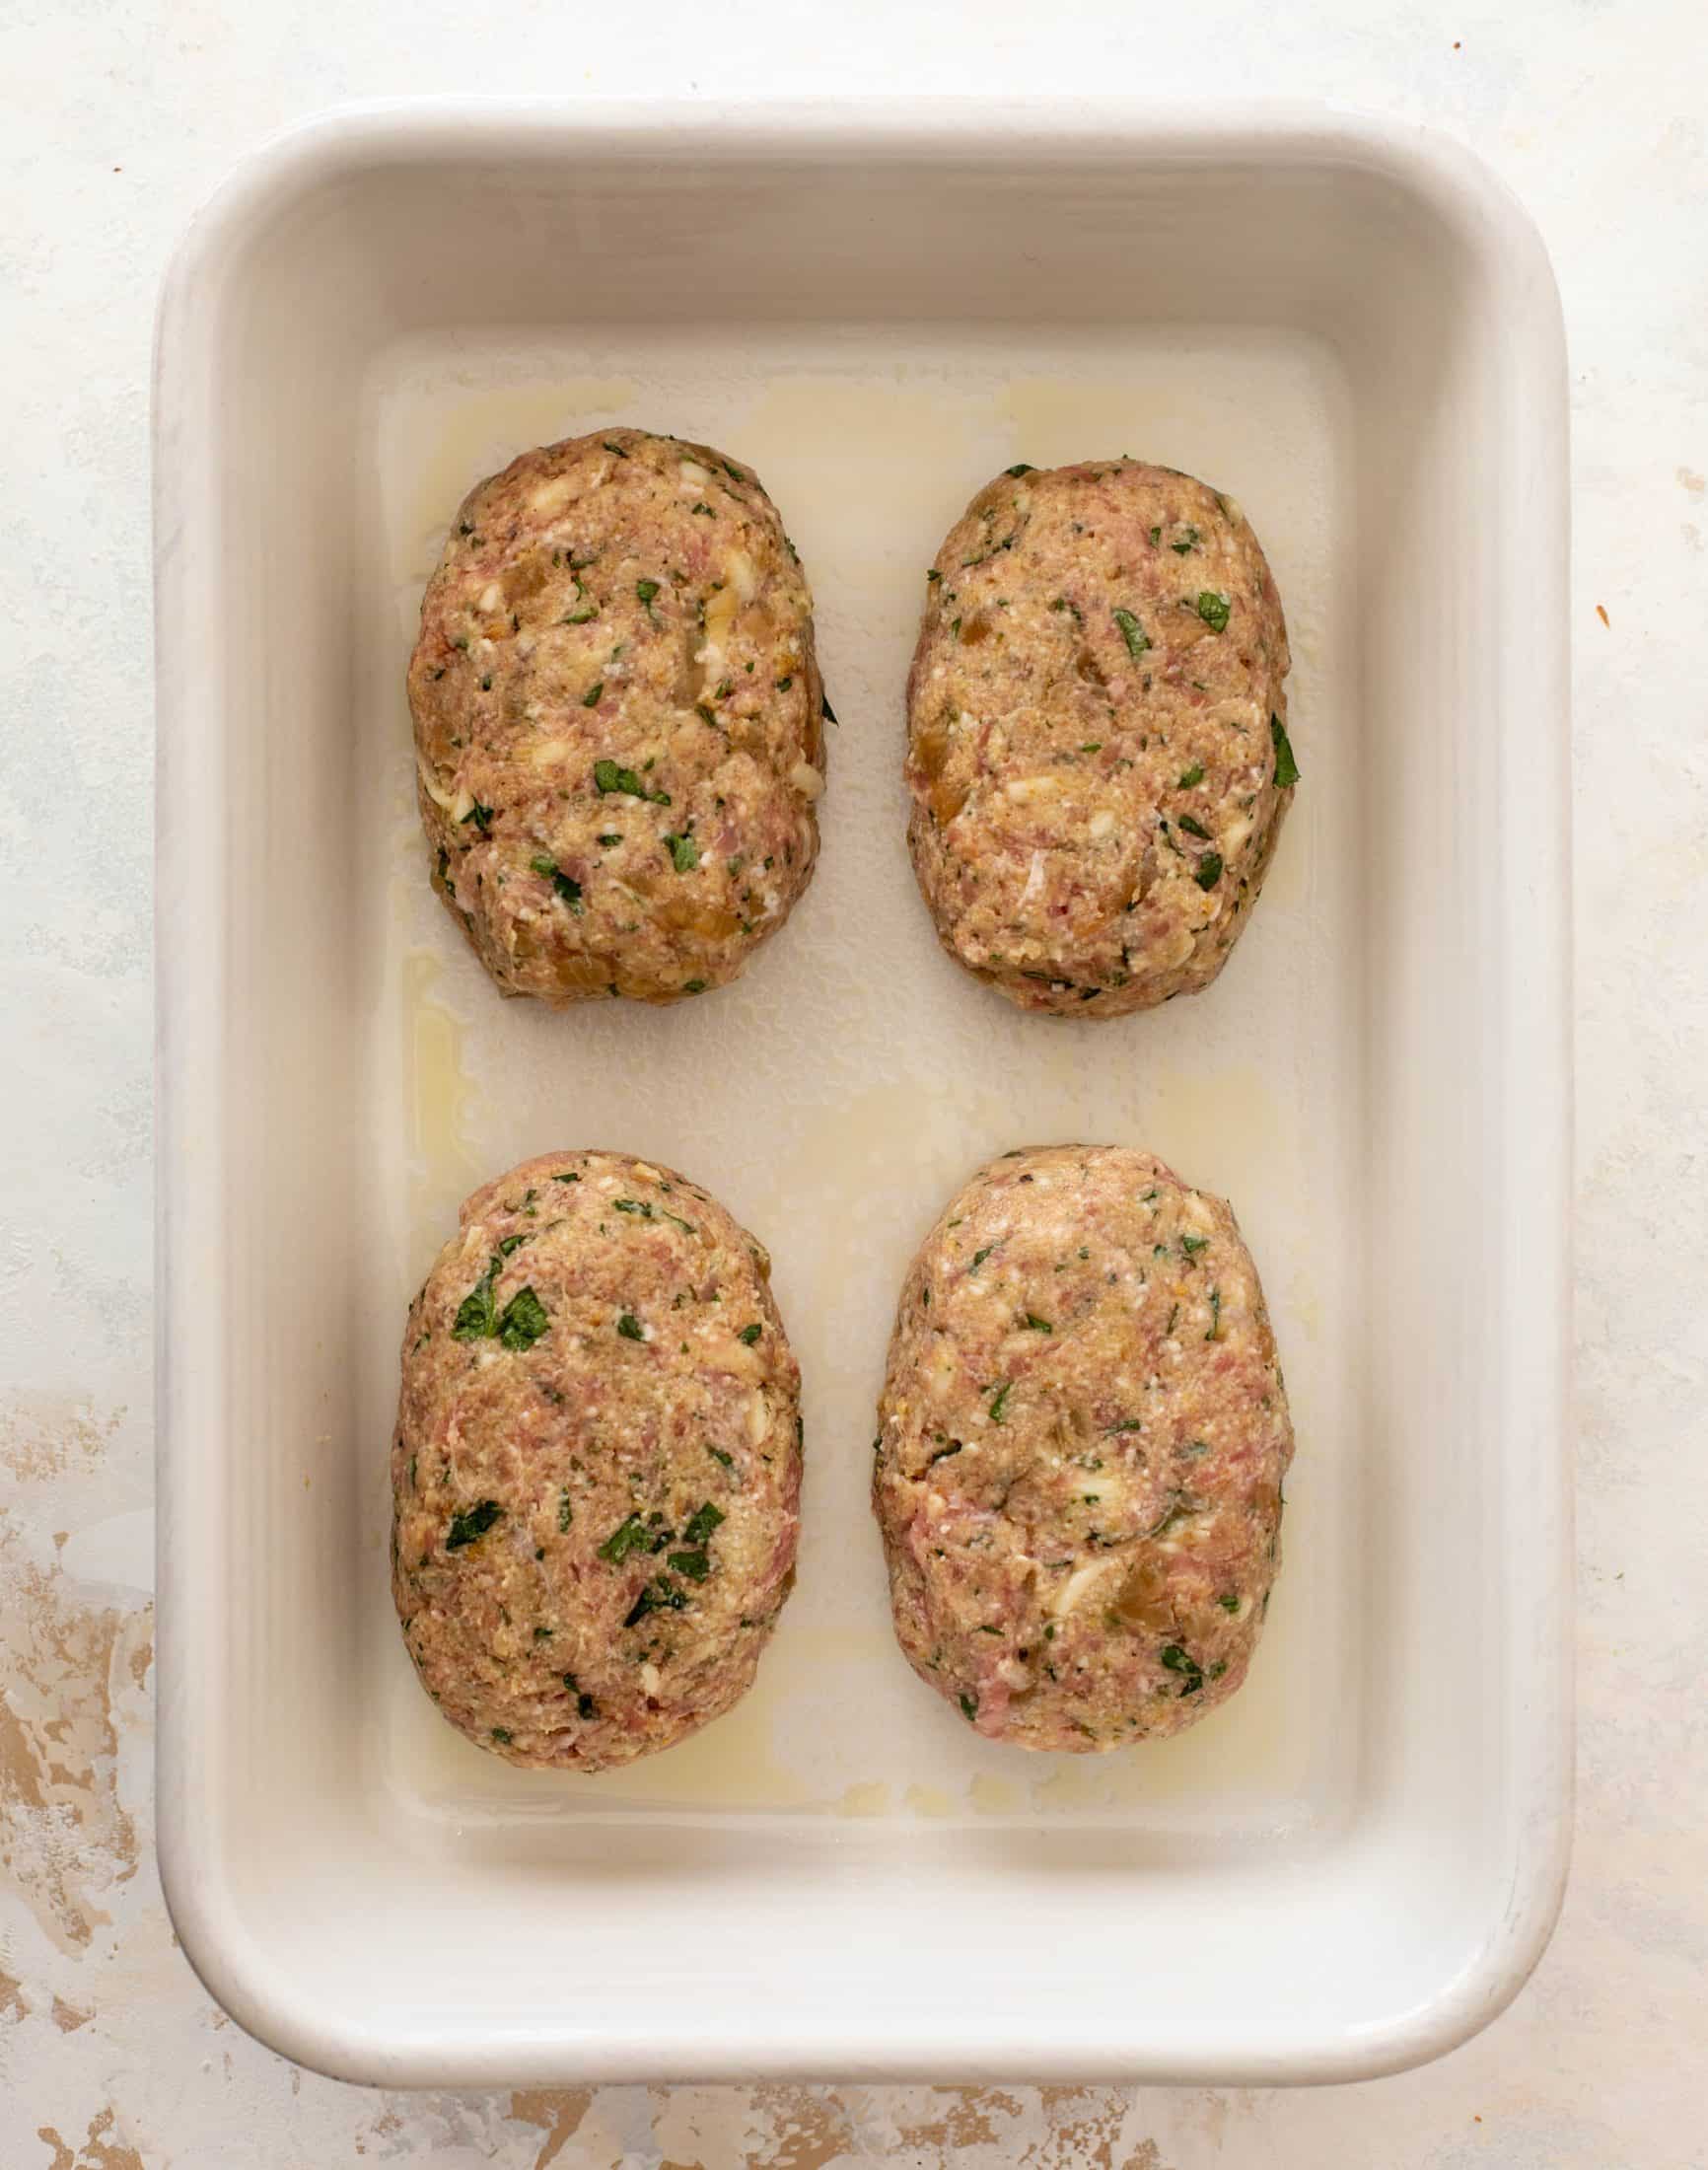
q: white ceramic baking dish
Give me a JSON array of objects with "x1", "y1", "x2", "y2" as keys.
[{"x1": 155, "y1": 99, "x2": 1571, "y2": 2087}]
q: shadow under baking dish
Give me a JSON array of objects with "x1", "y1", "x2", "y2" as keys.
[{"x1": 155, "y1": 102, "x2": 1570, "y2": 2088}]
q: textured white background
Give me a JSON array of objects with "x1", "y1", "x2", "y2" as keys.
[{"x1": 2, "y1": 1, "x2": 1704, "y2": 2164}]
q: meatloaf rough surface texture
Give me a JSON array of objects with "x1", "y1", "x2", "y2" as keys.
[
  {"x1": 393, "y1": 1150, "x2": 802, "y2": 1771},
  {"x1": 873, "y1": 1144, "x2": 1294, "y2": 1751},
  {"x1": 409, "y1": 426, "x2": 825, "y2": 1005},
  {"x1": 906, "y1": 460, "x2": 1296, "y2": 1016}
]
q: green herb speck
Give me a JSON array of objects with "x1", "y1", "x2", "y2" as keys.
[
  {"x1": 682, "y1": 1500, "x2": 725, "y2": 1546},
  {"x1": 598, "y1": 1514, "x2": 651, "y2": 1563},
  {"x1": 594, "y1": 759, "x2": 669, "y2": 804},
  {"x1": 1160, "y1": 1643, "x2": 1204, "y2": 1696},
  {"x1": 1271, "y1": 712, "x2": 1301, "y2": 789},
  {"x1": 1112, "y1": 608, "x2": 1150, "y2": 660},
  {"x1": 1195, "y1": 591, "x2": 1231, "y2": 633},
  {"x1": 446, "y1": 1499, "x2": 502, "y2": 1551},
  {"x1": 490, "y1": 1285, "x2": 546, "y2": 1351},
  {"x1": 530, "y1": 855, "x2": 584, "y2": 913}
]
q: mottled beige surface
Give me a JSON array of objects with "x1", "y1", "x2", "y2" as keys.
[{"x1": 4, "y1": 0, "x2": 1706, "y2": 2163}]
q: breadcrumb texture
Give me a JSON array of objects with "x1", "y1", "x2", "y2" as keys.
[
  {"x1": 874, "y1": 1144, "x2": 1294, "y2": 1751},
  {"x1": 906, "y1": 460, "x2": 1293, "y2": 1015},
  {"x1": 409, "y1": 427, "x2": 825, "y2": 1005},
  {"x1": 392, "y1": 1150, "x2": 802, "y2": 1771}
]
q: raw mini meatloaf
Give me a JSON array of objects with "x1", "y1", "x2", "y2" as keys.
[
  {"x1": 409, "y1": 427, "x2": 826, "y2": 1005},
  {"x1": 906, "y1": 459, "x2": 1297, "y2": 1015},
  {"x1": 392, "y1": 1150, "x2": 802, "y2": 1771},
  {"x1": 873, "y1": 1144, "x2": 1294, "y2": 1751}
]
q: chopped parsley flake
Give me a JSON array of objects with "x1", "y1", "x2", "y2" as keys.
[
  {"x1": 665, "y1": 832, "x2": 700, "y2": 873},
  {"x1": 1177, "y1": 762, "x2": 1205, "y2": 788},
  {"x1": 1271, "y1": 713, "x2": 1301, "y2": 788},
  {"x1": 1023, "y1": 1313, "x2": 1053, "y2": 1333},
  {"x1": 1195, "y1": 591, "x2": 1231, "y2": 633},
  {"x1": 497, "y1": 1286, "x2": 548, "y2": 1350},
  {"x1": 594, "y1": 760, "x2": 669, "y2": 804},
  {"x1": 1194, "y1": 851, "x2": 1224, "y2": 890},
  {"x1": 1160, "y1": 1643, "x2": 1205, "y2": 1696},
  {"x1": 598, "y1": 1514, "x2": 653, "y2": 1563},
  {"x1": 988, "y1": 1381, "x2": 1013, "y2": 1423},
  {"x1": 1112, "y1": 607, "x2": 1150, "y2": 660},
  {"x1": 530, "y1": 855, "x2": 584, "y2": 912},
  {"x1": 446, "y1": 1499, "x2": 502, "y2": 1551},
  {"x1": 612, "y1": 1197, "x2": 696, "y2": 1234},
  {"x1": 624, "y1": 1579, "x2": 687, "y2": 1627},
  {"x1": 452, "y1": 1257, "x2": 501, "y2": 1340},
  {"x1": 738, "y1": 1323, "x2": 762, "y2": 1345},
  {"x1": 616, "y1": 1313, "x2": 645, "y2": 1341},
  {"x1": 682, "y1": 1501, "x2": 725, "y2": 1546}
]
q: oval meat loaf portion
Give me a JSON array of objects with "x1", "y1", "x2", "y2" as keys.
[
  {"x1": 408, "y1": 427, "x2": 826, "y2": 1005},
  {"x1": 392, "y1": 1150, "x2": 802, "y2": 1771},
  {"x1": 873, "y1": 1145, "x2": 1293, "y2": 1752},
  {"x1": 905, "y1": 460, "x2": 1297, "y2": 1016}
]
